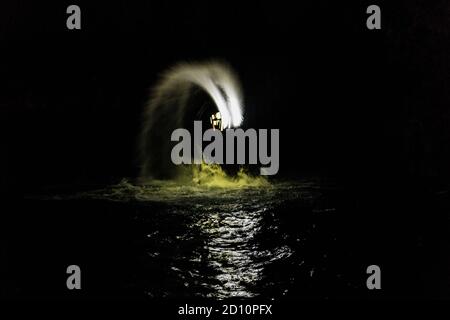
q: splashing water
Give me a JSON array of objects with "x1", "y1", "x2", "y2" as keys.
[
  {"x1": 191, "y1": 163, "x2": 269, "y2": 188},
  {"x1": 139, "y1": 61, "x2": 245, "y2": 181}
]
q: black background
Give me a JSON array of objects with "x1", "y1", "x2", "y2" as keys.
[
  {"x1": 1, "y1": 1, "x2": 450, "y2": 191},
  {"x1": 1, "y1": 0, "x2": 450, "y2": 300}
]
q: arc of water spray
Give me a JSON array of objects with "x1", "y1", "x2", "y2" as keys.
[{"x1": 139, "y1": 61, "x2": 244, "y2": 180}]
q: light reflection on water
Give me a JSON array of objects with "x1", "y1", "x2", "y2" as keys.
[
  {"x1": 200, "y1": 206, "x2": 273, "y2": 298},
  {"x1": 69, "y1": 179, "x2": 339, "y2": 298}
]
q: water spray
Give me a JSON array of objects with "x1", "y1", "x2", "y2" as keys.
[{"x1": 139, "y1": 61, "x2": 244, "y2": 180}]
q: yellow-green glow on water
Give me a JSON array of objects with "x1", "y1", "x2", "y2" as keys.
[
  {"x1": 67, "y1": 164, "x2": 271, "y2": 203},
  {"x1": 191, "y1": 163, "x2": 269, "y2": 188}
]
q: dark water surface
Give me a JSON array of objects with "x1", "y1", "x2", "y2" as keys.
[{"x1": 3, "y1": 179, "x2": 450, "y2": 299}]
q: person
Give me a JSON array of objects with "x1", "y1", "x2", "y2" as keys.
[{"x1": 210, "y1": 112, "x2": 222, "y2": 131}]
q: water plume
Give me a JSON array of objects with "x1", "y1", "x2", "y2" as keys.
[{"x1": 139, "y1": 61, "x2": 244, "y2": 181}]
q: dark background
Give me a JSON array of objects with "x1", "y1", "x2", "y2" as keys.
[
  {"x1": 1, "y1": 0, "x2": 450, "y2": 299},
  {"x1": 1, "y1": 1, "x2": 450, "y2": 191}
]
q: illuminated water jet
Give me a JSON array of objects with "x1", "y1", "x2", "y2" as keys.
[{"x1": 139, "y1": 61, "x2": 245, "y2": 181}]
